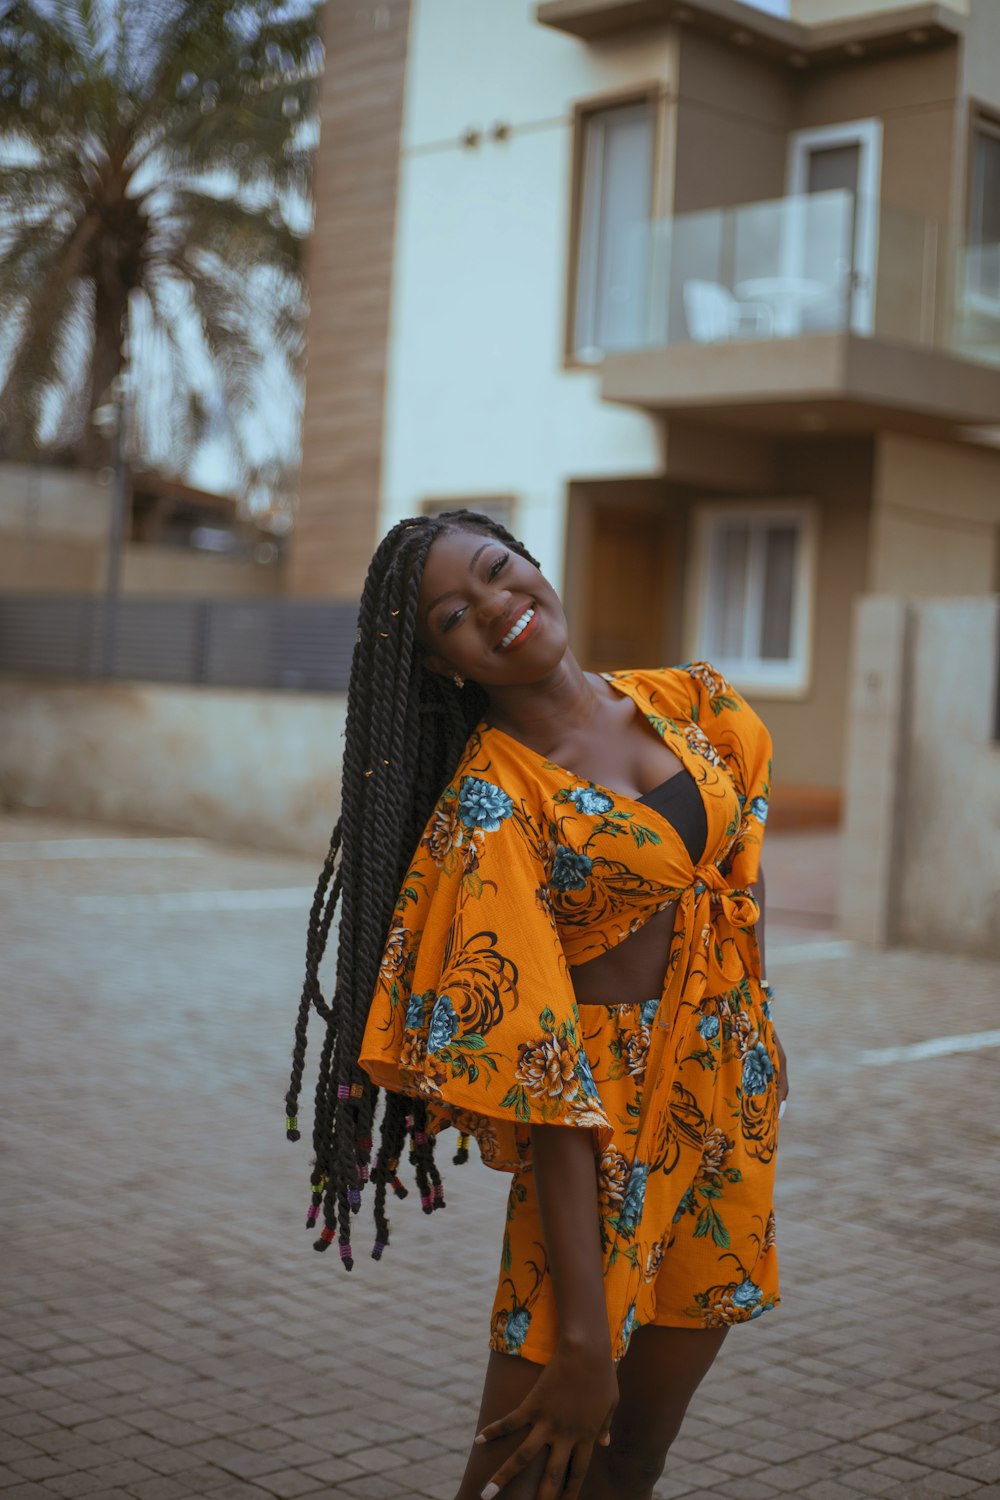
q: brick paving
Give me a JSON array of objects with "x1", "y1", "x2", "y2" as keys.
[{"x1": 1, "y1": 813, "x2": 998, "y2": 1500}]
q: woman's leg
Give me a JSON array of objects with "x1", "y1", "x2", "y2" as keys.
[
  {"x1": 578, "y1": 1324, "x2": 728, "y2": 1500},
  {"x1": 454, "y1": 1350, "x2": 548, "y2": 1500}
]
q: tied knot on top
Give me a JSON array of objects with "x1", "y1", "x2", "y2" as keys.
[
  {"x1": 690, "y1": 861, "x2": 760, "y2": 931},
  {"x1": 679, "y1": 862, "x2": 761, "y2": 1001}
]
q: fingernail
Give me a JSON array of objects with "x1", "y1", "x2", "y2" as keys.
[
  {"x1": 778, "y1": 1099, "x2": 787, "y2": 1120},
  {"x1": 474, "y1": 1433, "x2": 486, "y2": 1446},
  {"x1": 481, "y1": 1485, "x2": 500, "y2": 1500}
]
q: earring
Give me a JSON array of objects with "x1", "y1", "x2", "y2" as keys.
[{"x1": 451, "y1": 671, "x2": 465, "y2": 689}]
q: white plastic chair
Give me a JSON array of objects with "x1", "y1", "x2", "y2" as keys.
[{"x1": 683, "y1": 280, "x2": 774, "y2": 343}]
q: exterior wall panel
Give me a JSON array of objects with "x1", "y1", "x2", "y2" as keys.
[{"x1": 291, "y1": 0, "x2": 412, "y2": 599}]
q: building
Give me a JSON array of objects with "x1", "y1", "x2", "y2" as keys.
[{"x1": 294, "y1": 0, "x2": 1000, "y2": 822}]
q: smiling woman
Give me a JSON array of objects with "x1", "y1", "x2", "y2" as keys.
[{"x1": 285, "y1": 509, "x2": 787, "y2": 1500}]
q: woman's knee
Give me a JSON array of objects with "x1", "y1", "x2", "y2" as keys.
[{"x1": 584, "y1": 1429, "x2": 675, "y2": 1500}]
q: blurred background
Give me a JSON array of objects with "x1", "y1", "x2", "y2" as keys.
[{"x1": 1, "y1": 0, "x2": 998, "y2": 953}]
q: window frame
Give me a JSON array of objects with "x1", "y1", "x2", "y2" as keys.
[
  {"x1": 420, "y1": 495, "x2": 517, "y2": 532},
  {"x1": 685, "y1": 500, "x2": 819, "y2": 699},
  {"x1": 966, "y1": 110, "x2": 1000, "y2": 310},
  {"x1": 564, "y1": 84, "x2": 664, "y2": 369}
]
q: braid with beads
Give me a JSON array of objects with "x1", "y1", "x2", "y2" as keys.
[{"x1": 285, "y1": 510, "x2": 540, "y2": 1267}]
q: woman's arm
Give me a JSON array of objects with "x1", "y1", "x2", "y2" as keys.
[{"x1": 475, "y1": 1124, "x2": 618, "y2": 1499}]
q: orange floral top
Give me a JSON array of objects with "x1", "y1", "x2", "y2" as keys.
[{"x1": 359, "y1": 663, "x2": 772, "y2": 1172}]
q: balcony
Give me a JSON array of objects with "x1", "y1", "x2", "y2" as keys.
[{"x1": 591, "y1": 190, "x2": 1000, "y2": 436}]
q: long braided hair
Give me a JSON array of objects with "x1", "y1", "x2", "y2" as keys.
[{"x1": 285, "y1": 510, "x2": 540, "y2": 1268}]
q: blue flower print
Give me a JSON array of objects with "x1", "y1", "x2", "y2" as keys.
[
  {"x1": 742, "y1": 1042, "x2": 774, "y2": 1096},
  {"x1": 575, "y1": 1049, "x2": 601, "y2": 1101},
  {"x1": 550, "y1": 846, "x2": 593, "y2": 891},
  {"x1": 732, "y1": 1278, "x2": 762, "y2": 1310},
  {"x1": 427, "y1": 995, "x2": 459, "y2": 1053},
  {"x1": 698, "y1": 1013, "x2": 720, "y2": 1040},
  {"x1": 570, "y1": 786, "x2": 615, "y2": 816},
  {"x1": 618, "y1": 1162, "x2": 648, "y2": 1234},
  {"x1": 747, "y1": 795, "x2": 768, "y2": 825},
  {"x1": 404, "y1": 991, "x2": 429, "y2": 1031},
  {"x1": 505, "y1": 1307, "x2": 531, "y2": 1353},
  {"x1": 761, "y1": 997, "x2": 772, "y2": 1021},
  {"x1": 673, "y1": 1187, "x2": 697, "y2": 1222},
  {"x1": 621, "y1": 1302, "x2": 637, "y2": 1349},
  {"x1": 640, "y1": 997, "x2": 660, "y2": 1028},
  {"x1": 458, "y1": 777, "x2": 513, "y2": 832}
]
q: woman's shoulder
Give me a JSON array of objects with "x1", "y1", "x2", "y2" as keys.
[{"x1": 612, "y1": 662, "x2": 753, "y2": 719}]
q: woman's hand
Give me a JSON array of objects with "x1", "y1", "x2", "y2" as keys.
[
  {"x1": 772, "y1": 1026, "x2": 789, "y2": 1117},
  {"x1": 475, "y1": 1341, "x2": 618, "y2": 1499}
]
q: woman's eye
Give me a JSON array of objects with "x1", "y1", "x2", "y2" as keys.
[
  {"x1": 442, "y1": 607, "x2": 464, "y2": 632},
  {"x1": 489, "y1": 552, "x2": 509, "y2": 579}
]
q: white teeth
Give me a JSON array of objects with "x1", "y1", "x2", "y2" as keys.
[{"x1": 499, "y1": 608, "x2": 534, "y2": 649}]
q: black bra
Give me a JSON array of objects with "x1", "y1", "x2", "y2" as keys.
[{"x1": 635, "y1": 770, "x2": 706, "y2": 865}]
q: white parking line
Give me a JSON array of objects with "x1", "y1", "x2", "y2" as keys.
[
  {"x1": 768, "y1": 938, "x2": 855, "y2": 962},
  {"x1": 76, "y1": 887, "x2": 315, "y2": 913},
  {"x1": 860, "y1": 1030, "x2": 1000, "y2": 1066},
  {"x1": 0, "y1": 839, "x2": 207, "y2": 860}
]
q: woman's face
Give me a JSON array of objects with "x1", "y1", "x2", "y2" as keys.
[{"x1": 416, "y1": 527, "x2": 568, "y2": 688}]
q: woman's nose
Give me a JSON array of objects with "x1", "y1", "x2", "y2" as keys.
[{"x1": 478, "y1": 587, "x2": 512, "y2": 624}]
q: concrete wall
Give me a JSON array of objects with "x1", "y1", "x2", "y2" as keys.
[
  {"x1": 0, "y1": 682, "x2": 346, "y2": 857},
  {"x1": 841, "y1": 594, "x2": 1000, "y2": 957},
  {"x1": 379, "y1": 0, "x2": 671, "y2": 590}
]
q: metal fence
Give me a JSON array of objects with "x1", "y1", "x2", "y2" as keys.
[{"x1": 0, "y1": 595, "x2": 359, "y2": 691}]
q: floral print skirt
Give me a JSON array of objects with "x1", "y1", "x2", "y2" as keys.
[{"x1": 489, "y1": 993, "x2": 780, "y2": 1366}]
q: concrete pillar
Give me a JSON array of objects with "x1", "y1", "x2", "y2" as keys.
[{"x1": 839, "y1": 595, "x2": 912, "y2": 946}]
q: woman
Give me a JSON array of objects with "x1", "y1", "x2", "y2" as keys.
[{"x1": 285, "y1": 509, "x2": 788, "y2": 1500}]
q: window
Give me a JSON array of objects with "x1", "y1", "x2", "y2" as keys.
[
  {"x1": 689, "y1": 504, "x2": 817, "y2": 695},
  {"x1": 421, "y1": 495, "x2": 516, "y2": 531},
  {"x1": 968, "y1": 119, "x2": 1000, "y2": 307},
  {"x1": 572, "y1": 98, "x2": 655, "y2": 362}
]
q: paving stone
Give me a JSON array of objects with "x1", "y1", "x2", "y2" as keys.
[{"x1": 1, "y1": 817, "x2": 998, "y2": 1500}]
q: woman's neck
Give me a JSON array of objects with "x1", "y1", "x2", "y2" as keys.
[{"x1": 483, "y1": 657, "x2": 614, "y2": 752}]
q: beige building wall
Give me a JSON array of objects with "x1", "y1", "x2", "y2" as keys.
[
  {"x1": 756, "y1": 448, "x2": 872, "y2": 798},
  {"x1": 672, "y1": 31, "x2": 792, "y2": 214},
  {"x1": 291, "y1": 0, "x2": 412, "y2": 599},
  {"x1": 870, "y1": 432, "x2": 1000, "y2": 595}
]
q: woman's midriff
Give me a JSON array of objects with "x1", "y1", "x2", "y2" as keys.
[{"x1": 570, "y1": 902, "x2": 678, "y2": 1008}]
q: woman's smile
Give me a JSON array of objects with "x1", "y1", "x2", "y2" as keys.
[{"x1": 495, "y1": 605, "x2": 540, "y2": 652}]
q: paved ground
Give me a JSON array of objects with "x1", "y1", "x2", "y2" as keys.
[{"x1": 1, "y1": 812, "x2": 998, "y2": 1500}]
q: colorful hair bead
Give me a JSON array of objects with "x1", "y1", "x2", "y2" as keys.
[
  {"x1": 339, "y1": 1240, "x2": 354, "y2": 1270},
  {"x1": 285, "y1": 1114, "x2": 301, "y2": 1142},
  {"x1": 314, "y1": 1225, "x2": 336, "y2": 1251},
  {"x1": 433, "y1": 1181, "x2": 446, "y2": 1208},
  {"x1": 453, "y1": 1132, "x2": 470, "y2": 1165},
  {"x1": 337, "y1": 1084, "x2": 351, "y2": 1100},
  {"x1": 348, "y1": 1188, "x2": 361, "y2": 1212},
  {"x1": 372, "y1": 1240, "x2": 387, "y2": 1261},
  {"x1": 306, "y1": 1203, "x2": 319, "y2": 1228},
  {"x1": 420, "y1": 1192, "x2": 433, "y2": 1215},
  {"x1": 391, "y1": 1174, "x2": 408, "y2": 1200}
]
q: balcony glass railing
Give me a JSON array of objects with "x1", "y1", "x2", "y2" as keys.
[{"x1": 591, "y1": 190, "x2": 1000, "y2": 369}]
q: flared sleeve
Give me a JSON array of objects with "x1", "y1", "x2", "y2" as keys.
[{"x1": 359, "y1": 760, "x2": 612, "y2": 1172}]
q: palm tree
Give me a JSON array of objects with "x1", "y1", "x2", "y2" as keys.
[{"x1": 0, "y1": 0, "x2": 321, "y2": 489}]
